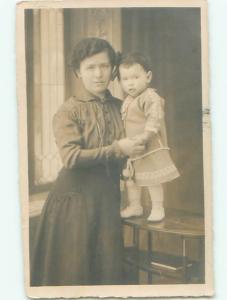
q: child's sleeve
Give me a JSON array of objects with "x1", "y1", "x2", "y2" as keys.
[{"x1": 139, "y1": 89, "x2": 164, "y2": 134}]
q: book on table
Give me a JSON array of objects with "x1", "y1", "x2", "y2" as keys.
[{"x1": 150, "y1": 252, "x2": 193, "y2": 271}]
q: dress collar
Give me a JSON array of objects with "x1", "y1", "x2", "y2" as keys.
[{"x1": 75, "y1": 82, "x2": 112, "y2": 103}]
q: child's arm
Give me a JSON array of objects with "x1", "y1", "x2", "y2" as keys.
[
  {"x1": 140, "y1": 89, "x2": 164, "y2": 136},
  {"x1": 134, "y1": 130, "x2": 154, "y2": 145},
  {"x1": 133, "y1": 89, "x2": 165, "y2": 146}
]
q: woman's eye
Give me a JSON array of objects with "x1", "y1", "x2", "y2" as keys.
[{"x1": 87, "y1": 65, "x2": 95, "y2": 70}]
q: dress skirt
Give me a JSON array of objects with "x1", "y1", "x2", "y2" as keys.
[
  {"x1": 133, "y1": 148, "x2": 180, "y2": 187},
  {"x1": 30, "y1": 163, "x2": 124, "y2": 286}
]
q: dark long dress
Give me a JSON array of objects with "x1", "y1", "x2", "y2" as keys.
[{"x1": 30, "y1": 88, "x2": 125, "y2": 286}]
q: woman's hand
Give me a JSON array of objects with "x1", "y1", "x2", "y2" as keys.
[{"x1": 117, "y1": 137, "x2": 145, "y2": 157}]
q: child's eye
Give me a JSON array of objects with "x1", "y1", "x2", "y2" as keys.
[{"x1": 101, "y1": 64, "x2": 111, "y2": 68}]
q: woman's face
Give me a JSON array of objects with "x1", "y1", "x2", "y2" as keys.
[{"x1": 76, "y1": 51, "x2": 112, "y2": 98}]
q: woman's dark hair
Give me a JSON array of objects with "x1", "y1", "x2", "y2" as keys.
[
  {"x1": 71, "y1": 37, "x2": 116, "y2": 71},
  {"x1": 117, "y1": 52, "x2": 152, "y2": 79}
]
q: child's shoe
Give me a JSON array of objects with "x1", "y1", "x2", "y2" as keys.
[
  {"x1": 121, "y1": 205, "x2": 143, "y2": 218},
  {"x1": 147, "y1": 198, "x2": 165, "y2": 222},
  {"x1": 147, "y1": 207, "x2": 165, "y2": 222}
]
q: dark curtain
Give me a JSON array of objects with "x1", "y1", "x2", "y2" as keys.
[{"x1": 122, "y1": 8, "x2": 203, "y2": 214}]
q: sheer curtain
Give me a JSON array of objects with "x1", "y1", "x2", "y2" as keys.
[{"x1": 26, "y1": 9, "x2": 65, "y2": 193}]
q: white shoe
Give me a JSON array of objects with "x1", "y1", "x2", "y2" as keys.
[
  {"x1": 121, "y1": 205, "x2": 143, "y2": 218},
  {"x1": 147, "y1": 208, "x2": 165, "y2": 222}
]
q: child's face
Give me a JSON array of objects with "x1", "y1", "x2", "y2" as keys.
[{"x1": 119, "y1": 63, "x2": 152, "y2": 98}]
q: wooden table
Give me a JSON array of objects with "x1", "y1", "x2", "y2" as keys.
[{"x1": 122, "y1": 210, "x2": 205, "y2": 284}]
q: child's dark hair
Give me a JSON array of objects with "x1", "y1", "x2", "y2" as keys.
[
  {"x1": 71, "y1": 37, "x2": 116, "y2": 72},
  {"x1": 117, "y1": 52, "x2": 151, "y2": 79}
]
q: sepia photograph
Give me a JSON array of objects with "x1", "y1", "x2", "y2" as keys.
[{"x1": 16, "y1": 0, "x2": 212, "y2": 298}]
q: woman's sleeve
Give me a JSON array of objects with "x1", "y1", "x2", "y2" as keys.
[
  {"x1": 53, "y1": 110, "x2": 125, "y2": 169},
  {"x1": 139, "y1": 91, "x2": 164, "y2": 133}
]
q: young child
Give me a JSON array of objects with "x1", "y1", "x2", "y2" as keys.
[{"x1": 118, "y1": 52, "x2": 180, "y2": 222}]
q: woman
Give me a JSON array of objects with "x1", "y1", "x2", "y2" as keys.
[{"x1": 30, "y1": 37, "x2": 144, "y2": 286}]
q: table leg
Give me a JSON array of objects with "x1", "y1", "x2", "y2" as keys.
[
  {"x1": 182, "y1": 237, "x2": 189, "y2": 283},
  {"x1": 132, "y1": 225, "x2": 140, "y2": 283},
  {"x1": 147, "y1": 232, "x2": 153, "y2": 284}
]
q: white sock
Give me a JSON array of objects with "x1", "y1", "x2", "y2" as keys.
[
  {"x1": 147, "y1": 184, "x2": 165, "y2": 221},
  {"x1": 120, "y1": 180, "x2": 143, "y2": 218}
]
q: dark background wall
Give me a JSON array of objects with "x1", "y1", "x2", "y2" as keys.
[{"x1": 122, "y1": 8, "x2": 203, "y2": 214}]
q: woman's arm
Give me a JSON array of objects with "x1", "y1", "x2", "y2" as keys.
[{"x1": 53, "y1": 110, "x2": 125, "y2": 169}]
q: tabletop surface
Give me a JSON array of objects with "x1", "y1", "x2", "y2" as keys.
[{"x1": 122, "y1": 210, "x2": 204, "y2": 237}]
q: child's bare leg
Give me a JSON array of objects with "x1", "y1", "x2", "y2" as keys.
[
  {"x1": 147, "y1": 184, "x2": 165, "y2": 222},
  {"x1": 121, "y1": 180, "x2": 143, "y2": 218}
]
